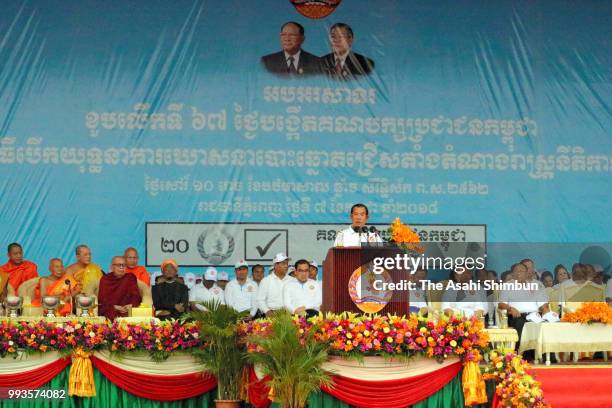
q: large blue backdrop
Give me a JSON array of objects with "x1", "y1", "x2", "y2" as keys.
[{"x1": 1, "y1": 1, "x2": 610, "y2": 273}]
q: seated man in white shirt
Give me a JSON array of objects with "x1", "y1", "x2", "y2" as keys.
[
  {"x1": 333, "y1": 203, "x2": 383, "y2": 247},
  {"x1": 189, "y1": 267, "x2": 225, "y2": 310},
  {"x1": 520, "y1": 259, "x2": 545, "y2": 290},
  {"x1": 409, "y1": 268, "x2": 428, "y2": 313},
  {"x1": 498, "y1": 263, "x2": 550, "y2": 358},
  {"x1": 224, "y1": 260, "x2": 258, "y2": 316},
  {"x1": 257, "y1": 253, "x2": 295, "y2": 317},
  {"x1": 441, "y1": 269, "x2": 487, "y2": 318},
  {"x1": 283, "y1": 259, "x2": 322, "y2": 318}
]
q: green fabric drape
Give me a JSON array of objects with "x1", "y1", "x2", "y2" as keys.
[
  {"x1": 305, "y1": 374, "x2": 498, "y2": 408},
  {"x1": 0, "y1": 367, "x2": 215, "y2": 408},
  {"x1": 0, "y1": 367, "x2": 496, "y2": 408}
]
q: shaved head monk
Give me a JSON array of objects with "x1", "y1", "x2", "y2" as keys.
[
  {"x1": 65, "y1": 244, "x2": 103, "y2": 289},
  {"x1": 98, "y1": 256, "x2": 141, "y2": 320},
  {"x1": 32, "y1": 259, "x2": 80, "y2": 316},
  {"x1": 0, "y1": 243, "x2": 38, "y2": 295},
  {"x1": 124, "y1": 247, "x2": 150, "y2": 286}
]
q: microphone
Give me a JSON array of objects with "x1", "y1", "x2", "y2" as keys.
[
  {"x1": 360, "y1": 226, "x2": 369, "y2": 234},
  {"x1": 65, "y1": 279, "x2": 73, "y2": 315},
  {"x1": 352, "y1": 226, "x2": 361, "y2": 233},
  {"x1": 368, "y1": 226, "x2": 378, "y2": 233}
]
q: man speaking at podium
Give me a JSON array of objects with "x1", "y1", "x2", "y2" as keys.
[{"x1": 334, "y1": 203, "x2": 383, "y2": 247}]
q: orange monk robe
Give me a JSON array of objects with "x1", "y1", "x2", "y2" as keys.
[
  {"x1": 31, "y1": 274, "x2": 78, "y2": 316},
  {"x1": 70, "y1": 263, "x2": 103, "y2": 289},
  {"x1": 126, "y1": 265, "x2": 150, "y2": 286},
  {"x1": 0, "y1": 260, "x2": 38, "y2": 293}
]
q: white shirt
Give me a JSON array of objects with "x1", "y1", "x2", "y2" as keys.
[
  {"x1": 334, "y1": 227, "x2": 383, "y2": 247},
  {"x1": 441, "y1": 288, "x2": 487, "y2": 317},
  {"x1": 284, "y1": 50, "x2": 301, "y2": 70},
  {"x1": 257, "y1": 273, "x2": 295, "y2": 313},
  {"x1": 606, "y1": 280, "x2": 612, "y2": 300},
  {"x1": 189, "y1": 283, "x2": 225, "y2": 305},
  {"x1": 225, "y1": 278, "x2": 258, "y2": 315},
  {"x1": 410, "y1": 287, "x2": 428, "y2": 309},
  {"x1": 499, "y1": 281, "x2": 548, "y2": 313},
  {"x1": 283, "y1": 279, "x2": 322, "y2": 313}
]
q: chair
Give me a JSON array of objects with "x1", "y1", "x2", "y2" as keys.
[
  {"x1": 562, "y1": 282, "x2": 605, "y2": 313},
  {"x1": 85, "y1": 277, "x2": 153, "y2": 317},
  {"x1": 562, "y1": 283, "x2": 606, "y2": 362},
  {"x1": 546, "y1": 287, "x2": 561, "y2": 315},
  {"x1": 427, "y1": 280, "x2": 447, "y2": 311},
  {"x1": 17, "y1": 277, "x2": 43, "y2": 316}
]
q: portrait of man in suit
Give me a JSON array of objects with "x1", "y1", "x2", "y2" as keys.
[
  {"x1": 261, "y1": 21, "x2": 322, "y2": 76},
  {"x1": 322, "y1": 23, "x2": 375, "y2": 80}
]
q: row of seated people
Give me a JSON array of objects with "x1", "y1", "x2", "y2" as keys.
[
  {"x1": 2, "y1": 243, "x2": 610, "y2": 323},
  {"x1": 0, "y1": 242, "x2": 322, "y2": 320}
]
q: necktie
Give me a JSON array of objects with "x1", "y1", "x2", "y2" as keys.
[
  {"x1": 335, "y1": 58, "x2": 343, "y2": 74},
  {"x1": 287, "y1": 56, "x2": 297, "y2": 74}
]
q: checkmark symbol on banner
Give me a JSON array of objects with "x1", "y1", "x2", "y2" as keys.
[{"x1": 255, "y1": 233, "x2": 282, "y2": 257}]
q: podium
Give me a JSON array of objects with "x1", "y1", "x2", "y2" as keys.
[{"x1": 322, "y1": 246, "x2": 410, "y2": 315}]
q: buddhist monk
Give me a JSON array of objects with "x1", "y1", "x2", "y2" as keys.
[
  {"x1": 0, "y1": 269, "x2": 8, "y2": 303},
  {"x1": 152, "y1": 259, "x2": 189, "y2": 320},
  {"x1": 65, "y1": 245, "x2": 103, "y2": 289},
  {"x1": 0, "y1": 243, "x2": 38, "y2": 295},
  {"x1": 97, "y1": 256, "x2": 141, "y2": 320},
  {"x1": 32, "y1": 259, "x2": 80, "y2": 316},
  {"x1": 124, "y1": 247, "x2": 150, "y2": 286}
]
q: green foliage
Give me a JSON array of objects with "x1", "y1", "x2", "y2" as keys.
[
  {"x1": 246, "y1": 311, "x2": 332, "y2": 408},
  {"x1": 184, "y1": 300, "x2": 248, "y2": 401}
]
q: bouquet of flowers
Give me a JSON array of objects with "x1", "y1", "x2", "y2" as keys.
[
  {"x1": 388, "y1": 217, "x2": 423, "y2": 253},
  {"x1": 561, "y1": 302, "x2": 612, "y2": 324},
  {"x1": 483, "y1": 350, "x2": 549, "y2": 408}
]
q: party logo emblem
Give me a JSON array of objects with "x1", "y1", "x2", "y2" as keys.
[
  {"x1": 289, "y1": 0, "x2": 342, "y2": 19},
  {"x1": 348, "y1": 262, "x2": 393, "y2": 314}
]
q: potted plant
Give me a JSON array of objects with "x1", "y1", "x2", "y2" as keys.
[
  {"x1": 246, "y1": 311, "x2": 332, "y2": 408},
  {"x1": 185, "y1": 300, "x2": 247, "y2": 408}
]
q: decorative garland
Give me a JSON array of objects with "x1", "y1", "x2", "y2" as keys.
[
  {"x1": 240, "y1": 312, "x2": 488, "y2": 363},
  {"x1": 0, "y1": 319, "x2": 202, "y2": 360}
]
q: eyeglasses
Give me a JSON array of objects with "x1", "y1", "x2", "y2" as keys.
[{"x1": 112, "y1": 263, "x2": 126, "y2": 268}]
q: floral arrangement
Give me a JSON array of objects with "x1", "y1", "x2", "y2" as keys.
[
  {"x1": 239, "y1": 312, "x2": 488, "y2": 363},
  {"x1": 483, "y1": 350, "x2": 549, "y2": 408},
  {"x1": 109, "y1": 320, "x2": 201, "y2": 361},
  {"x1": 0, "y1": 319, "x2": 202, "y2": 360},
  {"x1": 0, "y1": 320, "x2": 109, "y2": 357},
  {"x1": 560, "y1": 302, "x2": 612, "y2": 324},
  {"x1": 388, "y1": 218, "x2": 423, "y2": 253}
]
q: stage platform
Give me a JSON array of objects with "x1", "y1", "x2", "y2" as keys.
[{"x1": 529, "y1": 363, "x2": 612, "y2": 408}]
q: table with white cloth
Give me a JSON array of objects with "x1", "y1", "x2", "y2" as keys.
[{"x1": 518, "y1": 322, "x2": 612, "y2": 365}]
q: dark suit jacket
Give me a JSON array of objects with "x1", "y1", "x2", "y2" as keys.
[
  {"x1": 322, "y1": 51, "x2": 375, "y2": 80},
  {"x1": 261, "y1": 50, "x2": 322, "y2": 76}
]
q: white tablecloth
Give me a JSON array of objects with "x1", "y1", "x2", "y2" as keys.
[{"x1": 518, "y1": 322, "x2": 612, "y2": 356}]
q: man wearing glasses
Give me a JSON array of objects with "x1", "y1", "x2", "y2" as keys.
[
  {"x1": 322, "y1": 23, "x2": 374, "y2": 80},
  {"x1": 97, "y1": 256, "x2": 142, "y2": 320},
  {"x1": 261, "y1": 21, "x2": 322, "y2": 76}
]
